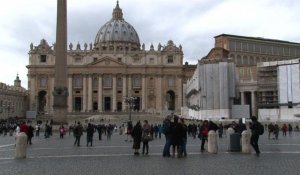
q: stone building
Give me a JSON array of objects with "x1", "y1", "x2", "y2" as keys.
[
  {"x1": 27, "y1": 2, "x2": 195, "y2": 116},
  {"x1": 204, "y1": 34, "x2": 300, "y2": 117},
  {"x1": 0, "y1": 75, "x2": 28, "y2": 119}
]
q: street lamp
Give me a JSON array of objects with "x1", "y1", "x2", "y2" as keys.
[{"x1": 123, "y1": 96, "x2": 137, "y2": 121}]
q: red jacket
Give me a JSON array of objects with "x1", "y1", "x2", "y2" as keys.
[{"x1": 20, "y1": 124, "x2": 29, "y2": 135}]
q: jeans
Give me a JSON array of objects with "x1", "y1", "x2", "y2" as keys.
[
  {"x1": 163, "y1": 135, "x2": 171, "y2": 157},
  {"x1": 181, "y1": 139, "x2": 187, "y2": 156},
  {"x1": 74, "y1": 136, "x2": 81, "y2": 146},
  {"x1": 250, "y1": 134, "x2": 260, "y2": 154}
]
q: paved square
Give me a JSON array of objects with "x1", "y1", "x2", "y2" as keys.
[{"x1": 1, "y1": 130, "x2": 300, "y2": 175}]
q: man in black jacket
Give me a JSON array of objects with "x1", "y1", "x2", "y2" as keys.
[{"x1": 250, "y1": 116, "x2": 260, "y2": 156}]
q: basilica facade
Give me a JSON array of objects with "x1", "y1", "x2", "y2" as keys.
[{"x1": 27, "y1": 2, "x2": 195, "y2": 116}]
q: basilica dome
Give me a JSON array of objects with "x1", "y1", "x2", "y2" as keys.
[{"x1": 94, "y1": 2, "x2": 140, "y2": 47}]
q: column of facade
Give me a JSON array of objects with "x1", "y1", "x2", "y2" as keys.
[
  {"x1": 98, "y1": 75, "x2": 103, "y2": 112},
  {"x1": 128, "y1": 75, "x2": 132, "y2": 95},
  {"x1": 82, "y1": 75, "x2": 87, "y2": 112},
  {"x1": 142, "y1": 75, "x2": 146, "y2": 112},
  {"x1": 49, "y1": 76, "x2": 55, "y2": 113},
  {"x1": 177, "y1": 75, "x2": 183, "y2": 113},
  {"x1": 156, "y1": 75, "x2": 162, "y2": 113},
  {"x1": 240, "y1": 91, "x2": 245, "y2": 105},
  {"x1": 112, "y1": 75, "x2": 117, "y2": 112},
  {"x1": 29, "y1": 75, "x2": 36, "y2": 111},
  {"x1": 122, "y1": 75, "x2": 127, "y2": 111},
  {"x1": 251, "y1": 91, "x2": 256, "y2": 117},
  {"x1": 67, "y1": 75, "x2": 73, "y2": 112},
  {"x1": 87, "y1": 75, "x2": 93, "y2": 112}
]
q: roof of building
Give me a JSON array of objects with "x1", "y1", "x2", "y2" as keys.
[
  {"x1": 94, "y1": 1, "x2": 140, "y2": 46},
  {"x1": 215, "y1": 34, "x2": 300, "y2": 46}
]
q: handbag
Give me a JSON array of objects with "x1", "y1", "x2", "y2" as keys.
[{"x1": 143, "y1": 133, "x2": 152, "y2": 141}]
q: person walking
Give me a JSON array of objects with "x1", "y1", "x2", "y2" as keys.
[
  {"x1": 218, "y1": 123, "x2": 224, "y2": 138},
  {"x1": 35, "y1": 124, "x2": 40, "y2": 137},
  {"x1": 86, "y1": 123, "x2": 94, "y2": 147},
  {"x1": 74, "y1": 122, "x2": 83, "y2": 147},
  {"x1": 250, "y1": 116, "x2": 261, "y2": 156},
  {"x1": 59, "y1": 125, "x2": 65, "y2": 139},
  {"x1": 282, "y1": 123, "x2": 287, "y2": 137},
  {"x1": 27, "y1": 124, "x2": 34, "y2": 145},
  {"x1": 142, "y1": 120, "x2": 151, "y2": 155},
  {"x1": 274, "y1": 124, "x2": 279, "y2": 140},
  {"x1": 97, "y1": 124, "x2": 103, "y2": 140},
  {"x1": 288, "y1": 124, "x2": 293, "y2": 136},
  {"x1": 199, "y1": 120, "x2": 209, "y2": 152},
  {"x1": 131, "y1": 121, "x2": 142, "y2": 155}
]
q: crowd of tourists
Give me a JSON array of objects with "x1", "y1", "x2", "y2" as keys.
[{"x1": 3, "y1": 114, "x2": 300, "y2": 158}]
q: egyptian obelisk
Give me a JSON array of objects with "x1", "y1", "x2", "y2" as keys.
[{"x1": 52, "y1": 0, "x2": 68, "y2": 124}]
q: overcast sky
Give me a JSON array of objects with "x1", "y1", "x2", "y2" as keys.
[{"x1": 1, "y1": 0, "x2": 300, "y2": 88}]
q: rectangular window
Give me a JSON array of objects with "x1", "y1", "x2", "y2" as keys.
[
  {"x1": 255, "y1": 44, "x2": 260, "y2": 53},
  {"x1": 168, "y1": 78, "x2": 175, "y2": 87},
  {"x1": 73, "y1": 76, "x2": 82, "y2": 88},
  {"x1": 92, "y1": 78, "x2": 98, "y2": 88},
  {"x1": 261, "y1": 45, "x2": 266, "y2": 54},
  {"x1": 74, "y1": 57, "x2": 82, "y2": 63},
  {"x1": 103, "y1": 75, "x2": 112, "y2": 88},
  {"x1": 283, "y1": 47, "x2": 289, "y2": 56},
  {"x1": 93, "y1": 57, "x2": 97, "y2": 62},
  {"x1": 39, "y1": 77, "x2": 47, "y2": 88},
  {"x1": 117, "y1": 78, "x2": 123, "y2": 88},
  {"x1": 229, "y1": 41, "x2": 236, "y2": 51},
  {"x1": 150, "y1": 58, "x2": 154, "y2": 64},
  {"x1": 248, "y1": 43, "x2": 254, "y2": 52},
  {"x1": 118, "y1": 57, "x2": 122, "y2": 62},
  {"x1": 167, "y1": 55, "x2": 174, "y2": 63},
  {"x1": 236, "y1": 42, "x2": 241, "y2": 51},
  {"x1": 40, "y1": 55, "x2": 47, "y2": 63},
  {"x1": 132, "y1": 76, "x2": 141, "y2": 88},
  {"x1": 278, "y1": 47, "x2": 283, "y2": 55},
  {"x1": 242, "y1": 42, "x2": 247, "y2": 52}
]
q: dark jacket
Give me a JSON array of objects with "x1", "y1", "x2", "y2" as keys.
[
  {"x1": 132, "y1": 123, "x2": 143, "y2": 143},
  {"x1": 250, "y1": 121, "x2": 260, "y2": 136},
  {"x1": 86, "y1": 124, "x2": 94, "y2": 137}
]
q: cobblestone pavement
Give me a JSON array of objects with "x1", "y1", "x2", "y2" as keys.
[{"x1": 1, "y1": 131, "x2": 300, "y2": 175}]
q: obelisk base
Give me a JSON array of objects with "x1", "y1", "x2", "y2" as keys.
[{"x1": 52, "y1": 108, "x2": 68, "y2": 125}]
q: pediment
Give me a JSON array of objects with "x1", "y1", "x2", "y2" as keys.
[{"x1": 87, "y1": 57, "x2": 126, "y2": 67}]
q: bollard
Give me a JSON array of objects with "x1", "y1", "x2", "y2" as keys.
[
  {"x1": 242, "y1": 130, "x2": 251, "y2": 154},
  {"x1": 227, "y1": 128, "x2": 235, "y2": 151},
  {"x1": 208, "y1": 130, "x2": 218, "y2": 154},
  {"x1": 15, "y1": 132, "x2": 28, "y2": 159}
]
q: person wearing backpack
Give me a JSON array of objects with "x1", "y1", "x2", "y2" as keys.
[{"x1": 250, "y1": 116, "x2": 261, "y2": 156}]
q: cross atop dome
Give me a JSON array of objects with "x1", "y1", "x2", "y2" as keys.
[{"x1": 112, "y1": 0, "x2": 123, "y2": 20}]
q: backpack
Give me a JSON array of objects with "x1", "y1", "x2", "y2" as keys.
[
  {"x1": 257, "y1": 122, "x2": 264, "y2": 135},
  {"x1": 162, "y1": 119, "x2": 171, "y2": 135}
]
